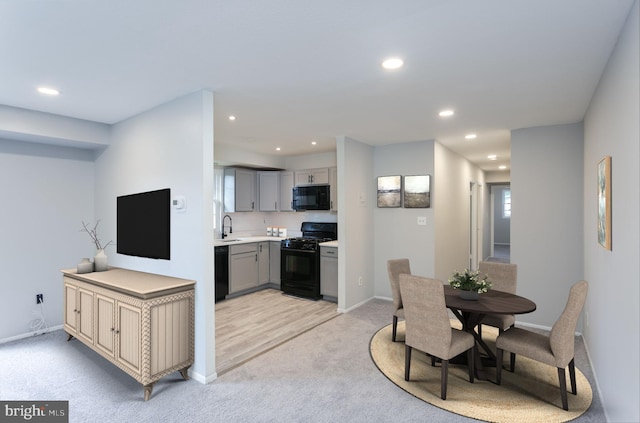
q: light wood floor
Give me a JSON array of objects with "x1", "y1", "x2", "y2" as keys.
[{"x1": 215, "y1": 288, "x2": 339, "y2": 375}]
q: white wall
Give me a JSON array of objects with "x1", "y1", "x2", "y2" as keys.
[
  {"x1": 511, "y1": 123, "x2": 584, "y2": 329},
  {"x1": 373, "y1": 140, "x2": 435, "y2": 298},
  {"x1": 93, "y1": 91, "x2": 216, "y2": 383},
  {"x1": 433, "y1": 142, "x2": 486, "y2": 282},
  {"x1": 0, "y1": 139, "x2": 95, "y2": 340},
  {"x1": 337, "y1": 136, "x2": 374, "y2": 311},
  {"x1": 583, "y1": 1, "x2": 639, "y2": 421}
]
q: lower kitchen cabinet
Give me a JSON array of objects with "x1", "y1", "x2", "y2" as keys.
[
  {"x1": 62, "y1": 268, "x2": 195, "y2": 401},
  {"x1": 320, "y1": 246, "x2": 338, "y2": 298},
  {"x1": 269, "y1": 240, "x2": 281, "y2": 286},
  {"x1": 230, "y1": 243, "x2": 259, "y2": 293},
  {"x1": 258, "y1": 242, "x2": 270, "y2": 284}
]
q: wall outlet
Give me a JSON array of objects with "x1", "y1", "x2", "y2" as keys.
[
  {"x1": 36, "y1": 294, "x2": 43, "y2": 304},
  {"x1": 358, "y1": 276, "x2": 364, "y2": 286},
  {"x1": 417, "y1": 216, "x2": 427, "y2": 225}
]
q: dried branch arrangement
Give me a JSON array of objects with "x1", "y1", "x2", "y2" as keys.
[{"x1": 81, "y1": 220, "x2": 114, "y2": 250}]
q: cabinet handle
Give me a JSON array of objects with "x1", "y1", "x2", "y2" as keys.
[
  {"x1": 275, "y1": 201, "x2": 277, "y2": 210},
  {"x1": 259, "y1": 244, "x2": 262, "y2": 253},
  {"x1": 111, "y1": 328, "x2": 115, "y2": 332},
  {"x1": 255, "y1": 254, "x2": 258, "y2": 262},
  {"x1": 252, "y1": 201, "x2": 255, "y2": 209},
  {"x1": 114, "y1": 329, "x2": 120, "y2": 334}
]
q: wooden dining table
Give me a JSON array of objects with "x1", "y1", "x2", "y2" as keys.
[{"x1": 443, "y1": 285, "x2": 537, "y2": 380}]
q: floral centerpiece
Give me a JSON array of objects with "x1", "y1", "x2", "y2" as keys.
[{"x1": 448, "y1": 269, "x2": 492, "y2": 300}]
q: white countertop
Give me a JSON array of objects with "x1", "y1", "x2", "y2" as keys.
[
  {"x1": 319, "y1": 240, "x2": 339, "y2": 248},
  {"x1": 214, "y1": 236, "x2": 285, "y2": 247}
]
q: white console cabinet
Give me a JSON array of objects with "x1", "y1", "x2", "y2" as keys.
[{"x1": 62, "y1": 268, "x2": 195, "y2": 401}]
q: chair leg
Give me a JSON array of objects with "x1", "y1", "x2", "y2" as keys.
[
  {"x1": 441, "y1": 359, "x2": 449, "y2": 400},
  {"x1": 496, "y1": 348, "x2": 503, "y2": 385},
  {"x1": 467, "y1": 347, "x2": 474, "y2": 383},
  {"x1": 392, "y1": 316, "x2": 398, "y2": 342},
  {"x1": 404, "y1": 345, "x2": 412, "y2": 381},
  {"x1": 569, "y1": 359, "x2": 577, "y2": 395},
  {"x1": 510, "y1": 352, "x2": 516, "y2": 372},
  {"x1": 431, "y1": 355, "x2": 436, "y2": 367},
  {"x1": 558, "y1": 367, "x2": 569, "y2": 411},
  {"x1": 477, "y1": 324, "x2": 482, "y2": 338}
]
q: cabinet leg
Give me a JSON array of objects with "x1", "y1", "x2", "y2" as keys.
[
  {"x1": 143, "y1": 383, "x2": 155, "y2": 401},
  {"x1": 66, "y1": 333, "x2": 74, "y2": 341},
  {"x1": 179, "y1": 367, "x2": 190, "y2": 381}
]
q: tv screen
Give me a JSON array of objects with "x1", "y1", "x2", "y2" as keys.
[{"x1": 117, "y1": 188, "x2": 170, "y2": 260}]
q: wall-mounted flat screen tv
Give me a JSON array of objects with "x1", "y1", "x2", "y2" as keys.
[{"x1": 117, "y1": 188, "x2": 170, "y2": 260}]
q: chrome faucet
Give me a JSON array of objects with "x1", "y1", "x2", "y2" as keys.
[{"x1": 222, "y1": 215, "x2": 233, "y2": 239}]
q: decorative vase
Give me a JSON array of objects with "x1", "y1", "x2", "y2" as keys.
[
  {"x1": 459, "y1": 289, "x2": 479, "y2": 301},
  {"x1": 77, "y1": 258, "x2": 94, "y2": 274},
  {"x1": 94, "y1": 249, "x2": 108, "y2": 272}
]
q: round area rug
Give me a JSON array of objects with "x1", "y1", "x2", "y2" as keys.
[{"x1": 370, "y1": 321, "x2": 592, "y2": 423}]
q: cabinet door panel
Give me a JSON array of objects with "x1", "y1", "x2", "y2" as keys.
[
  {"x1": 279, "y1": 171, "x2": 294, "y2": 211},
  {"x1": 258, "y1": 242, "x2": 270, "y2": 284},
  {"x1": 78, "y1": 288, "x2": 94, "y2": 343},
  {"x1": 258, "y1": 172, "x2": 279, "y2": 211},
  {"x1": 96, "y1": 294, "x2": 116, "y2": 357},
  {"x1": 64, "y1": 283, "x2": 78, "y2": 332},
  {"x1": 117, "y1": 303, "x2": 142, "y2": 374},
  {"x1": 230, "y1": 251, "x2": 258, "y2": 293}
]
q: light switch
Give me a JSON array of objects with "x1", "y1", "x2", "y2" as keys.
[{"x1": 417, "y1": 216, "x2": 427, "y2": 226}]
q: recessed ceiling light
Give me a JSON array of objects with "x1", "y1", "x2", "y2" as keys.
[
  {"x1": 439, "y1": 109, "x2": 454, "y2": 117},
  {"x1": 381, "y1": 57, "x2": 404, "y2": 70},
  {"x1": 499, "y1": 165, "x2": 507, "y2": 170},
  {"x1": 465, "y1": 134, "x2": 477, "y2": 140},
  {"x1": 488, "y1": 154, "x2": 497, "y2": 160},
  {"x1": 37, "y1": 87, "x2": 59, "y2": 96},
  {"x1": 276, "y1": 147, "x2": 281, "y2": 151},
  {"x1": 311, "y1": 141, "x2": 317, "y2": 145},
  {"x1": 228, "y1": 115, "x2": 236, "y2": 121}
]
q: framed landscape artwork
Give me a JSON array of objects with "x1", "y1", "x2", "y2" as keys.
[
  {"x1": 377, "y1": 175, "x2": 402, "y2": 208},
  {"x1": 597, "y1": 156, "x2": 611, "y2": 250},
  {"x1": 403, "y1": 175, "x2": 431, "y2": 208}
]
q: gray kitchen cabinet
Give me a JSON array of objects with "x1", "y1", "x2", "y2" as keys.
[
  {"x1": 320, "y1": 246, "x2": 338, "y2": 298},
  {"x1": 269, "y1": 240, "x2": 281, "y2": 286},
  {"x1": 229, "y1": 243, "x2": 258, "y2": 293},
  {"x1": 294, "y1": 168, "x2": 329, "y2": 186},
  {"x1": 258, "y1": 171, "x2": 279, "y2": 211},
  {"x1": 224, "y1": 167, "x2": 256, "y2": 212},
  {"x1": 279, "y1": 171, "x2": 294, "y2": 211},
  {"x1": 258, "y1": 242, "x2": 270, "y2": 284},
  {"x1": 329, "y1": 167, "x2": 338, "y2": 212}
]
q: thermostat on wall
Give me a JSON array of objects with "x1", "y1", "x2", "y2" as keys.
[{"x1": 172, "y1": 195, "x2": 186, "y2": 212}]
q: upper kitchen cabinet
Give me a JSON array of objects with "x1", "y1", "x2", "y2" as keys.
[
  {"x1": 329, "y1": 167, "x2": 338, "y2": 212},
  {"x1": 224, "y1": 168, "x2": 256, "y2": 212},
  {"x1": 295, "y1": 168, "x2": 329, "y2": 186},
  {"x1": 258, "y1": 171, "x2": 279, "y2": 212},
  {"x1": 279, "y1": 171, "x2": 294, "y2": 212}
]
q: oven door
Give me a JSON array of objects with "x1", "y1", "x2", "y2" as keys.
[{"x1": 280, "y1": 248, "x2": 320, "y2": 299}]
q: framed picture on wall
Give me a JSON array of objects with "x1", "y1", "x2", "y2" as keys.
[
  {"x1": 377, "y1": 175, "x2": 402, "y2": 207},
  {"x1": 597, "y1": 156, "x2": 612, "y2": 250},
  {"x1": 403, "y1": 175, "x2": 431, "y2": 208}
]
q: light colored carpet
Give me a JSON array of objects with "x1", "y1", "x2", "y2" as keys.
[{"x1": 370, "y1": 320, "x2": 592, "y2": 423}]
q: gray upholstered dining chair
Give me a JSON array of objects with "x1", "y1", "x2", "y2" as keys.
[
  {"x1": 400, "y1": 274, "x2": 475, "y2": 400},
  {"x1": 495, "y1": 280, "x2": 588, "y2": 411},
  {"x1": 387, "y1": 258, "x2": 411, "y2": 342},
  {"x1": 477, "y1": 261, "x2": 518, "y2": 337}
]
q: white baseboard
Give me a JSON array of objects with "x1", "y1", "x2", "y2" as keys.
[
  {"x1": 0, "y1": 324, "x2": 64, "y2": 345},
  {"x1": 190, "y1": 370, "x2": 218, "y2": 385}
]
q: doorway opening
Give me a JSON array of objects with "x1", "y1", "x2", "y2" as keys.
[{"x1": 489, "y1": 184, "x2": 511, "y2": 263}]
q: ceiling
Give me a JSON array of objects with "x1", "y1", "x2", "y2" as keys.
[{"x1": 0, "y1": 0, "x2": 634, "y2": 171}]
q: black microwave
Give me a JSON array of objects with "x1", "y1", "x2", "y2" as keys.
[{"x1": 292, "y1": 185, "x2": 330, "y2": 211}]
